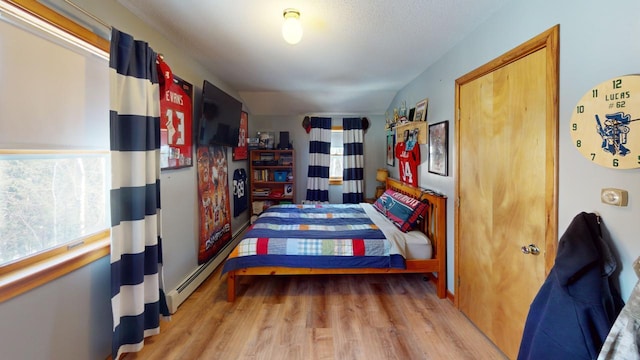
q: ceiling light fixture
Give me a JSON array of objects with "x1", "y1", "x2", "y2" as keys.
[{"x1": 282, "y1": 8, "x2": 302, "y2": 45}]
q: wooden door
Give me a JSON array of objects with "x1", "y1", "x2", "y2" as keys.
[{"x1": 455, "y1": 26, "x2": 559, "y2": 359}]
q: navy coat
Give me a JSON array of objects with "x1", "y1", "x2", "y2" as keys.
[{"x1": 518, "y1": 212, "x2": 624, "y2": 360}]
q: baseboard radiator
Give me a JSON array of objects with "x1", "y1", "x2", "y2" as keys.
[{"x1": 166, "y1": 221, "x2": 249, "y2": 313}]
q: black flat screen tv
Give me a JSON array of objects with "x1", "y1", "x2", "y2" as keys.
[{"x1": 197, "y1": 80, "x2": 242, "y2": 147}]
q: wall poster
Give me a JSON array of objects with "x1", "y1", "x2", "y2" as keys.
[
  {"x1": 196, "y1": 145, "x2": 232, "y2": 264},
  {"x1": 160, "y1": 75, "x2": 193, "y2": 169},
  {"x1": 428, "y1": 121, "x2": 449, "y2": 176},
  {"x1": 233, "y1": 111, "x2": 248, "y2": 160},
  {"x1": 386, "y1": 131, "x2": 395, "y2": 166}
]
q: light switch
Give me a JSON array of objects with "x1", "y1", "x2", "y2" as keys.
[{"x1": 600, "y1": 188, "x2": 628, "y2": 206}]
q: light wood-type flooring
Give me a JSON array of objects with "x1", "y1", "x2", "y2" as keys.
[{"x1": 122, "y1": 268, "x2": 507, "y2": 360}]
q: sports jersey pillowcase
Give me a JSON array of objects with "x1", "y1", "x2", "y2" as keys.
[{"x1": 372, "y1": 189, "x2": 428, "y2": 232}]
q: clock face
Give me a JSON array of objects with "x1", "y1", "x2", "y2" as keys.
[{"x1": 570, "y1": 75, "x2": 640, "y2": 169}]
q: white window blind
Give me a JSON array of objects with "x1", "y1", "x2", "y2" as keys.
[
  {"x1": 0, "y1": 5, "x2": 109, "y2": 149},
  {"x1": 0, "y1": 4, "x2": 109, "y2": 266}
]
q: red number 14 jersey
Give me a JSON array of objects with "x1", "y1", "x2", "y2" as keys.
[{"x1": 395, "y1": 142, "x2": 420, "y2": 186}]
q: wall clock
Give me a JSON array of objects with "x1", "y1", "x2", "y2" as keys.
[{"x1": 570, "y1": 74, "x2": 640, "y2": 169}]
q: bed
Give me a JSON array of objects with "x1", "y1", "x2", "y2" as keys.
[{"x1": 222, "y1": 177, "x2": 447, "y2": 301}]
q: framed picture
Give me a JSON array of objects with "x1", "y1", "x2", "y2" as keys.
[
  {"x1": 258, "y1": 131, "x2": 275, "y2": 149},
  {"x1": 233, "y1": 111, "x2": 248, "y2": 160},
  {"x1": 428, "y1": 121, "x2": 448, "y2": 176},
  {"x1": 160, "y1": 75, "x2": 193, "y2": 170},
  {"x1": 414, "y1": 98, "x2": 429, "y2": 122},
  {"x1": 386, "y1": 132, "x2": 395, "y2": 166},
  {"x1": 284, "y1": 184, "x2": 293, "y2": 197},
  {"x1": 408, "y1": 107, "x2": 415, "y2": 122}
]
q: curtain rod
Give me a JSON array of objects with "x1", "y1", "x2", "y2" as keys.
[
  {"x1": 63, "y1": 0, "x2": 111, "y2": 30},
  {"x1": 62, "y1": 0, "x2": 166, "y2": 59}
]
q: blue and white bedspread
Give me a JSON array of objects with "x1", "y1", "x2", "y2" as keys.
[{"x1": 221, "y1": 204, "x2": 406, "y2": 273}]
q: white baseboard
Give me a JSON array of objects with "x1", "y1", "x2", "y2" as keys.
[{"x1": 166, "y1": 221, "x2": 248, "y2": 314}]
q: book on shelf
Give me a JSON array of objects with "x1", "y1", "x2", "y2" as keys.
[
  {"x1": 253, "y1": 169, "x2": 270, "y2": 181},
  {"x1": 259, "y1": 152, "x2": 275, "y2": 161},
  {"x1": 279, "y1": 154, "x2": 293, "y2": 165},
  {"x1": 252, "y1": 188, "x2": 270, "y2": 196}
]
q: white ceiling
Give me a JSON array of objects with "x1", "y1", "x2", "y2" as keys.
[{"x1": 117, "y1": 0, "x2": 510, "y2": 116}]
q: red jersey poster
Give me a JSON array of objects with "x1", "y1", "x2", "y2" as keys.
[
  {"x1": 233, "y1": 111, "x2": 248, "y2": 160},
  {"x1": 196, "y1": 145, "x2": 232, "y2": 264},
  {"x1": 160, "y1": 75, "x2": 193, "y2": 169}
]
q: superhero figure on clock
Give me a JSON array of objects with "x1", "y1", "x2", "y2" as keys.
[{"x1": 595, "y1": 112, "x2": 633, "y2": 156}]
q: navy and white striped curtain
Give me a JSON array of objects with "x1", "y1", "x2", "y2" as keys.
[
  {"x1": 109, "y1": 28, "x2": 170, "y2": 359},
  {"x1": 342, "y1": 117, "x2": 364, "y2": 203},
  {"x1": 305, "y1": 117, "x2": 332, "y2": 203}
]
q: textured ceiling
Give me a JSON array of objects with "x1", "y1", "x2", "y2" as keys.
[{"x1": 117, "y1": 0, "x2": 510, "y2": 116}]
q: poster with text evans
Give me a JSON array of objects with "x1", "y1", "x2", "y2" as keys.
[{"x1": 160, "y1": 75, "x2": 193, "y2": 169}]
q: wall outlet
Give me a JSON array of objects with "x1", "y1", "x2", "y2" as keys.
[{"x1": 634, "y1": 256, "x2": 640, "y2": 279}]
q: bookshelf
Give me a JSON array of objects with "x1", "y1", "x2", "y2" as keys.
[{"x1": 249, "y1": 150, "x2": 295, "y2": 216}]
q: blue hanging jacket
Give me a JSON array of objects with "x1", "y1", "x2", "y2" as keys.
[{"x1": 518, "y1": 212, "x2": 624, "y2": 360}]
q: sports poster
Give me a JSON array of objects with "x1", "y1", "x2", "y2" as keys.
[
  {"x1": 196, "y1": 145, "x2": 232, "y2": 264},
  {"x1": 233, "y1": 111, "x2": 248, "y2": 160},
  {"x1": 160, "y1": 74, "x2": 193, "y2": 169}
]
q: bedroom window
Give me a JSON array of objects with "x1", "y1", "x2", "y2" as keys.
[
  {"x1": 0, "y1": 152, "x2": 109, "y2": 267},
  {"x1": 0, "y1": 0, "x2": 110, "y2": 302},
  {"x1": 329, "y1": 127, "x2": 343, "y2": 184}
]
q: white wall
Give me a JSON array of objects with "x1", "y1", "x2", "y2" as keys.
[{"x1": 389, "y1": 0, "x2": 640, "y2": 301}]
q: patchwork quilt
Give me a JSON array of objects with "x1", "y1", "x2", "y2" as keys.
[{"x1": 222, "y1": 204, "x2": 406, "y2": 273}]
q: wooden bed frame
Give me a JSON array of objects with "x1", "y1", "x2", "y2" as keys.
[{"x1": 226, "y1": 177, "x2": 447, "y2": 301}]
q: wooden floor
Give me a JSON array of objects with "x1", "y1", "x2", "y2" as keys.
[{"x1": 122, "y1": 268, "x2": 506, "y2": 360}]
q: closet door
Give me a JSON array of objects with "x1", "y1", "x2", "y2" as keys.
[{"x1": 455, "y1": 26, "x2": 559, "y2": 359}]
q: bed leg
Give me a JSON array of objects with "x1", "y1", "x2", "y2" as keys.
[
  {"x1": 431, "y1": 273, "x2": 446, "y2": 299},
  {"x1": 227, "y1": 272, "x2": 237, "y2": 302},
  {"x1": 423, "y1": 273, "x2": 446, "y2": 299},
  {"x1": 436, "y1": 278, "x2": 446, "y2": 299}
]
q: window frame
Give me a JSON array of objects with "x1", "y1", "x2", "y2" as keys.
[
  {"x1": 329, "y1": 126, "x2": 344, "y2": 185},
  {"x1": 0, "y1": 1, "x2": 111, "y2": 303}
]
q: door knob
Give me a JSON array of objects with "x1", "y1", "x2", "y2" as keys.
[{"x1": 521, "y1": 244, "x2": 540, "y2": 255}]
